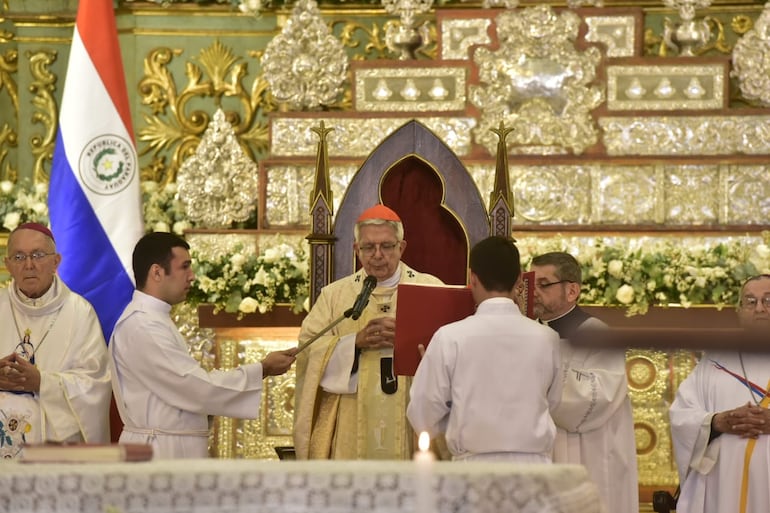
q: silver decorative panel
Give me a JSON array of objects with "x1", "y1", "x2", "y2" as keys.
[
  {"x1": 600, "y1": 116, "x2": 770, "y2": 156},
  {"x1": 469, "y1": 163, "x2": 770, "y2": 226},
  {"x1": 439, "y1": 18, "x2": 492, "y2": 60},
  {"x1": 264, "y1": 164, "x2": 358, "y2": 226},
  {"x1": 591, "y1": 166, "x2": 659, "y2": 224},
  {"x1": 724, "y1": 165, "x2": 770, "y2": 224},
  {"x1": 584, "y1": 15, "x2": 638, "y2": 58},
  {"x1": 270, "y1": 117, "x2": 476, "y2": 157},
  {"x1": 355, "y1": 67, "x2": 467, "y2": 112},
  {"x1": 607, "y1": 64, "x2": 725, "y2": 111},
  {"x1": 663, "y1": 165, "x2": 719, "y2": 224}
]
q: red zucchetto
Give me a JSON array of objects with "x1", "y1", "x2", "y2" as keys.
[
  {"x1": 13, "y1": 222, "x2": 55, "y2": 242},
  {"x1": 356, "y1": 204, "x2": 401, "y2": 223}
]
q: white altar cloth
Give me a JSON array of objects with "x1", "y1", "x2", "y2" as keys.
[{"x1": 0, "y1": 459, "x2": 601, "y2": 513}]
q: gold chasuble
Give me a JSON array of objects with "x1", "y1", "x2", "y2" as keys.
[{"x1": 294, "y1": 264, "x2": 442, "y2": 460}]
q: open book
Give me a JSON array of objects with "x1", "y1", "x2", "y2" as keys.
[{"x1": 20, "y1": 443, "x2": 153, "y2": 463}]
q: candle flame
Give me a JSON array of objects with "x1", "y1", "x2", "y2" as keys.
[{"x1": 418, "y1": 431, "x2": 430, "y2": 452}]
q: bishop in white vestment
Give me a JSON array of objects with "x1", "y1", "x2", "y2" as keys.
[{"x1": 0, "y1": 223, "x2": 111, "y2": 458}]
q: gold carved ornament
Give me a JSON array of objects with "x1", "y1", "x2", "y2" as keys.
[
  {"x1": 137, "y1": 41, "x2": 275, "y2": 186},
  {"x1": 0, "y1": 47, "x2": 18, "y2": 181},
  {"x1": 469, "y1": 5, "x2": 604, "y2": 156},
  {"x1": 27, "y1": 51, "x2": 58, "y2": 184}
]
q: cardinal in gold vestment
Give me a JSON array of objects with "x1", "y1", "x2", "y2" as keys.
[{"x1": 293, "y1": 205, "x2": 442, "y2": 459}]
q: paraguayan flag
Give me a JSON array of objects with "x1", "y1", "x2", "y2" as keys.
[{"x1": 49, "y1": 0, "x2": 144, "y2": 339}]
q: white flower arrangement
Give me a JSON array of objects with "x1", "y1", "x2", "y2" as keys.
[
  {"x1": 0, "y1": 181, "x2": 49, "y2": 231},
  {"x1": 517, "y1": 234, "x2": 770, "y2": 316},
  {"x1": 141, "y1": 181, "x2": 192, "y2": 235},
  {"x1": 187, "y1": 239, "x2": 310, "y2": 317},
  {"x1": 4, "y1": 178, "x2": 769, "y2": 317}
]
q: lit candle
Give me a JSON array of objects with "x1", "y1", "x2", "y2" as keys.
[{"x1": 413, "y1": 431, "x2": 436, "y2": 513}]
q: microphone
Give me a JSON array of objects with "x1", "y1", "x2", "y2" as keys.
[{"x1": 348, "y1": 275, "x2": 377, "y2": 320}]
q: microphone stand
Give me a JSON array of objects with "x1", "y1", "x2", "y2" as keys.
[{"x1": 295, "y1": 307, "x2": 358, "y2": 354}]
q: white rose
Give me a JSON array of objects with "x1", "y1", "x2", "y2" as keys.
[
  {"x1": 607, "y1": 259, "x2": 623, "y2": 278},
  {"x1": 262, "y1": 247, "x2": 279, "y2": 263},
  {"x1": 172, "y1": 221, "x2": 190, "y2": 235},
  {"x1": 694, "y1": 276, "x2": 707, "y2": 288},
  {"x1": 253, "y1": 266, "x2": 269, "y2": 286},
  {"x1": 34, "y1": 182, "x2": 48, "y2": 195},
  {"x1": 0, "y1": 181, "x2": 13, "y2": 194},
  {"x1": 239, "y1": 0, "x2": 262, "y2": 12},
  {"x1": 238, "y1": 297, "x2": 259, "y2": 314},
  {"x1": 141, "y1": 180, "x2": 159, "y2": 193},
  {"x1": 646, "y1": 280, "x2": 656, "y2": 291},
  {"x1": 32, "y1": 202, "x2": 47, "y2": 215},
  {"x1": 3, "y1": 212, "x2": 21, "y2": 231},
  {"x1": 230, "y1": 253, "x2": 246, "y2": 271},
  {"x1": 615, "y1": 284, "x2": 635, "y2": 305},
  {"x1": 153, "y1": 222, "x2": 170, "y2": 233},
  {"x1": 756, "y1": 244, "x2": 770, "y2": 259}
]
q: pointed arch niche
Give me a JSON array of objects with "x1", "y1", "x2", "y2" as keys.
[{"x1": 329, "y1": 120, "x2": 490, "y2": 287}]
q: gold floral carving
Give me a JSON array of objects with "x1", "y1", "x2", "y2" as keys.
[
  {"x1": 27, "y1": 50, "x2": 58, "y2": 184},
  {"x1": 626, "y1": 349, "x2": 697, "y2": 486},
  {"x1": 137, "y1": 41, "x2": 274, "y2": 185},
  {"x1": 216, "y1": 334, "x2": 298, "y2": 459},
  {"x1": 334, "y1": 20, "x2": 391, "y2": 60},
  {"x1": 469, "y1": 5, "x2": 604, "y2": 156},
  {"x1": 261, "y1": 0, "x2": 347, "y2": 110},
  {"x1": 0, "y1": 47, "x2": 18, "y2": 181},
  {"x1": 600, "y1": 116, "x2": 770, "y2": 156},
  {"x1": 732, "y1": 3, "x2": 770, "y2": 106}
]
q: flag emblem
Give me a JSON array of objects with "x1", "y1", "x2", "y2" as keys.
[{"x1": 80, "y1": 134, "x2": 137, "y2": 195}]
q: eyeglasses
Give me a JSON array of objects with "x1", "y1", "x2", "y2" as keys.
[
  {"x1": 535, "y1": 279, "x2": 574, "y2": 290},
  {"x1": 358, "y1": 241, "x2": 400, "y2": 256},
  {"x1": 8, "y1": 251, "x2": 56, "y2": 264},
  {"x1": 741, "y1": 296, "x2": 770, "y2": 310}
]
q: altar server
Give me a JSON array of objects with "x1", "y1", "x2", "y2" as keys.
[
  {"x1": 294, "y1": 204, "x2": 443, "y2": 459},
  {"x1": 670, "y1": 274, "x2": 770, "y2": 513},
  {"x1": 0, "y1": 223, "x2": 111, "y2": 458},
  {"x1": 407, "y1": 236, "x2": 562, "y2": 462},
  {"x1": 110, "y1": 232, "x2": 296, "y2": 458},
  {"x1": 530, "y1": 251, "x2": 638, "y2": 513}
]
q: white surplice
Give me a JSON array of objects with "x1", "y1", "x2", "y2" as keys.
[
  {"x1": 670, "y1": 351, "x2": 770, "y2": 513},
  {"x1": 407, "y1": 297, "x2": 562, "y2": 462},
  {"x1": 0, "y1": 276, "x2": 111, "y2": 458},
  {"x1": 110, "y1": 290, "x2": 265, "y2": 459},
  {"x1": 549, "y1": 316, "x2": 639, "y2": 513}
]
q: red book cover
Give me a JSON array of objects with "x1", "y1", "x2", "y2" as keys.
[
  {"x1": 393, "y1": 283, "x2": 476, "y2": 376},
  {"x1": 519, "y1": 271, "x2": 536, "y2": 319}
]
